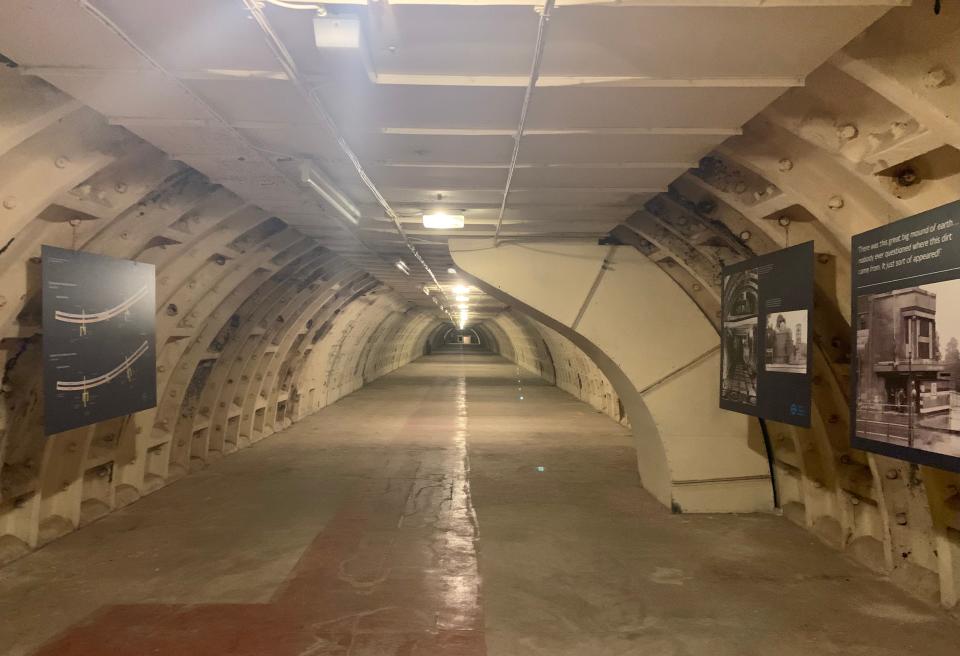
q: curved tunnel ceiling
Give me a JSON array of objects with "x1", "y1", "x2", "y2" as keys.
[{"x1": 1, "y1": 0, "x2": 959, "y2": 614}]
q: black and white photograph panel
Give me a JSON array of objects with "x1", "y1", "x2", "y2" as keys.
[
  {"x1": 722, "y1": 269, "x2": 759, "y2": 322},
  {"x1": 764, "y1": 310, "x2": 808, "y2": 374},
  {"x1": 855, "y1": 280, "x2": 960, "y2": 459},
  {"x1": 721, "y1": 319, "x2": 759, "y2": 406}
]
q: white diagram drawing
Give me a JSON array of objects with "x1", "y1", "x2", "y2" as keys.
[{"x1": 56, "y1": 340, "x2": 150, "y2": 406}]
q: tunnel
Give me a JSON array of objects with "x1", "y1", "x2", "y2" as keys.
[{"x1": 1, "y1": 1, "x2": 960, "y2": 654}]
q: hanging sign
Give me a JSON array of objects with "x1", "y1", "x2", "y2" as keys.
[
  {"x1": 42, "y1": 246, "x2": 157, "y2": 435},
  {"x1": 851, "y1": 200, "x2": 960, "y2": 472},
  {"x1": 720, "y1": 241, "x2": 814, "y2": 427}
]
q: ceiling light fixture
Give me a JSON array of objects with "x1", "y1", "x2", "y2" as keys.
[
  {"x1": 395, "y1": 259, "x2": 411, "y2": 275},
  {"x1": 313, "y1": 15, "x2": 360, "y2": 49},
  {"x1": 452, "y1": 285, "x2": 470, "y2": 295},
  {"x1": 422, "y1": 213, "x2": 465, "y2": 230},
  {"x1": 447, "y1": 267, "x2": 457, "y2": 274},
  {"x1": 300, "y1": 163, "x2": 360, "y2": 225},
  {"x1": 455, "y1": 294, "x2": 469, "y2": 302}
]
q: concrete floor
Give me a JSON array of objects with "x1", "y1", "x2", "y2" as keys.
[{"x1": 2, "y1": 351, "x2": 960, "y2": 655}]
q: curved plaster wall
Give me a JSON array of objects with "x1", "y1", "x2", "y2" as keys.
[
  {"x1": 0, "y1": 68, "x2": 442, "y2": 565},
  {"x1": 449, "y1": 2, "x2": 960, "y2": 609}
]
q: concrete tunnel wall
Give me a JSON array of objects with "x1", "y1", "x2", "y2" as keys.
[
  {"x1": 0, "y1": 66, "x2": 448, "y2": 564},
  {"x1": 444, "y1": 2, "x2": 960, "y2": 610},
  {"x1": 0, "y1": 63, "x2": 629, "y2": 568},
  {"x1": 0, "y1": 0, "x2": 957, "y2": 617}
]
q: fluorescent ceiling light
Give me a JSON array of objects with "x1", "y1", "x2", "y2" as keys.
[
  {"x1": 300, "y1": 163, "x2": 360, "y2": 225},
  {"x1": 395, "y1": 259, "x2": 411, "y2": 275},
  {"x1": 313, "y1": 16, "x2": 360, "y2": 49},
  {"x1": 447, "y1": 268, "x2": 457, "y2": 274},
  {"x1": 422, "y1": 213, "x2": 465, "y2": 230}
]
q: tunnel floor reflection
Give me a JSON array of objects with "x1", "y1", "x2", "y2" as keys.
[{"x1": 1, "y1": 353, "x2": 959, "y2": 655}]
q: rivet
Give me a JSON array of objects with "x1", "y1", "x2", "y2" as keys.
[
  {"x1": 68, "y1": 218, "x2": 81, "y2": 228},
  {"x1": 54, "y1": 156, "x2": 69, "y2": 168},
  {"x1": 692, "y1": 283, "x2": 702, "y2": 292},
  {"x1": 778, "y1": 158, "x2": 793, "y2": 172},
  {"x1": 886, "y1": 469, "x2": 899, "y2": 480},
  {"x1": 813, "y1": 480, "x2": 823, "y2": 489},
  {"x1": 739, "y1": 230, "x2": 752, "y2": 241},
  {"x1": 114, "y1": 182, "x2": 128, "y2": 193},
  {"x1": 777, "y1": 215, "x2": 791, "y2": 227},
  {"x1": 850, "y1": 496, "x2": 860, "y2": 506},
  {"x1": 895, "y1": 512, "x2": 908, "y2": 526},
  {"x1": 120, "y1": 231, "x2": 129, "y2": 239},
  {"x1": 838, "y1": 124, "x2": 859, "y2": 140},
  {"x1": 2, "y1": 197, "x2": 17, "y2": 210},
  {"x1": 827, "y1": 195, "x2": 844, "y2": 210},
  {"x1": 923, "y1": 68, "x2": 948, "y2": 89}
]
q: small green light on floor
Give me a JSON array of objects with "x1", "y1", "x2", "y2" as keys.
[{"x1": 537, "y1": 466, "x2": 545, "y2": 472}]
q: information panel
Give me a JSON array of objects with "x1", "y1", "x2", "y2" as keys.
[
  {"x1": 851, "y1": 200, "x2": 960, "y2": 472},
  {"x1": 720, "y1": 242, "x2": 813, "y2": 427},
  {"x1": 42, "y1": 246, "x2": 157, "y2": 435}
]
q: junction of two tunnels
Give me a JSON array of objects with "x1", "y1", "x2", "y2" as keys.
[{"x1": 1, "y1": 1, "x2": 960, "y2": 654}]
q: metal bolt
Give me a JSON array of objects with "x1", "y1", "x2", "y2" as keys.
[
  {"x1": 895, "y1": 512, "x2": 908, "y2": 526},
  {"x1": 827, "y1": 195, "x2": 844, "y2": 210},
  {"x1": 886, "y1": 469, "x2": 899, "y2": 480},
  {"x1": 896, "y1": 168, "x2": 920, "y2": 187},
  {"x1": 739, "y1": 230, "x2": 752, "y2": 242},
  {"x1": 850, "y1": 496, "x2": 860, "y2": 506},
  {"x1": 54, "y1": 156, "x2": 69, "y2": 168},
  {"x1": 777, "y1": 215, "x2": 791, "y2": 227},
  {"x1": 778, "y1": 158, "x2": 793, "y2": 172},
  {"x1": 692, "y1": 283, "x2": 702, "y2": 292},
  {"x1": 114, "y1": 182, "x2": 128, "y2": 193},
  {"x1": 923, "y1": 67, "x2": 948, "y2": 89},
  {"x1": 838, "y1": 124, "x2": 859, "y2": 140},
  {"x1": 2, "y1": 197, "x2": 17, "y2": 210}
]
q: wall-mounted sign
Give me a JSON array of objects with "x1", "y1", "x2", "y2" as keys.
[
  {"x1": 851, "y1": 200, "x2": 960, "y2": 473},
  {"x1": 720, "y1": 242, "x2": 814, "y2": 427},
  {"x1": 42, "y1": 246, "x2": 157, "y2": 435}
]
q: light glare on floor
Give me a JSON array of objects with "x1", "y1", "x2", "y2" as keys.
[{"x1": 423, "y1": 213, "x2": 465, "y2": 230}]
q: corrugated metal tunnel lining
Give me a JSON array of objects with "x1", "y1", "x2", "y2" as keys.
[{"x1": 0, "y1": 0, "x2": 959, "y2": 653}]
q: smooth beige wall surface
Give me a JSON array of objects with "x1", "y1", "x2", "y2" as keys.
[{"x1": 451, "y1": 238, "x2": 772, "y2": 513}]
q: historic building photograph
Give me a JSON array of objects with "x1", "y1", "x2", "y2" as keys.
[
  {"x1": 721, "y1": 269, "x2": 759, "y2": 405},
  {"x1": 855, "y1": 281, "x2": 960, "y2": 458},
  {"x1": 764, "y1": 310, "x2": 808, "y2": 374}
]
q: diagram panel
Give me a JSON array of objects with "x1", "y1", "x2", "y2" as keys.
[{"x1": 42, "y1": 246, "x2": 157, "y2": 435}]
